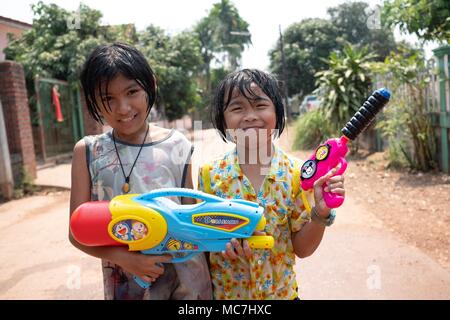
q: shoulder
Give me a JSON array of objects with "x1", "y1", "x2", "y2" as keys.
[
  {"x1": 149, "y1": 125, "x2": 191, "y2": 146},
  {"x1": 82, "y1": 132, "x2": 111, "y2": 148},
  {"x1": 198, "y1": 148, "x2": 234, "y2": 183},
  {"x1": 203, "y1": 148, "x2": 233, "y2": 170},
  {"x1": 71, "y1": 138, "x2": 88, "y2": 170}
]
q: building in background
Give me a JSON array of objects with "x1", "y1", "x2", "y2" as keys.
[{"x1": 0, "y1": 16, "x2": 32, "y2": 61}]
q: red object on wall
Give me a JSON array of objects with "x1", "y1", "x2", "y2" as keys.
[{"x1": 51, "y1": 85, "x2": 64, "y2": 122}]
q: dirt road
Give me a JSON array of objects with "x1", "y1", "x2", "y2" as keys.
[{"x1": 0, "y1": 128, "x2": 449, "y2": 299}]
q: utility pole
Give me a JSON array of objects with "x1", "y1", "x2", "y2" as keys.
[{"x1": 279, "y1": 25, "x2": 292, "y2": 120}]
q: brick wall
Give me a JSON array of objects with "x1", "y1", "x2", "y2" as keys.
[{"x1": 0, "y1": 61, "x2": 36, "y2": 181}]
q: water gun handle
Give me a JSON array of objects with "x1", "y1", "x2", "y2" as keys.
[
  {"x1": 133, "y1": 251, "x2": 203, "y2": 289},
  {"x1": 322, "y1": 157, "x2": 348, "y2": 208}
]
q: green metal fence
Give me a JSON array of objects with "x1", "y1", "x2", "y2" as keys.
[{"x1": 33, "y1": 77, "x2": 84, "y2": 161}]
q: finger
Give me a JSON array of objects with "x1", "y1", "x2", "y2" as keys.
[
  {"x1": 142, "y1": 271, "x2": 159, "y2": 279},
  {"x1": 231, "y1": 238, "x2": 245, "y2": 257},
  {"x1": 252, "y1": 230, "x2": 266, "y2": 236},
  {"x1": 156, "y1": 254, "x2": 173, "y2": 263},
  {"x1": 327, "y1": 175, "x2": 344, "y2": 183},
  {"x1": 242, "y1": 240, "x2": 252, "y2": 259},
  {"x1": 225, "y1": 242, "x2": 237, "y2": 260},
  {"x1": 326, "y1": 181, "x2": 344, "y2": 190},
  {"x1": 314, "y1": 168, "x2": 336, "y2": 188},
  {"x1": 140, "y1": 275, "x2": 153, "y2": 284},
  {"x1": 145, "y1": 260, "x2": 165, "y2": 275},
  {"x1": 328, "y1": 188, "x2": 345, "y2": 196}
]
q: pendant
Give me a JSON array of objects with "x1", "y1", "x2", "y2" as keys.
[{"x1": 122, "y1": 182, "x2": 130, "y2": 194}]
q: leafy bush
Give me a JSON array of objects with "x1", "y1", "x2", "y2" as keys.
[{"x1": 293, "y1": 109, "x2": 334, "y2": 150}]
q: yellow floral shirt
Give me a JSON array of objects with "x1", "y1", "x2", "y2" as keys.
[{"x1": 198, "y1": 145, "x2": 313, "y2": 300}]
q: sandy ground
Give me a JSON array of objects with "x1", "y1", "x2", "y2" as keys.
[{"x1": 0, "y1": 127, "x2": 449, "y2": 299}]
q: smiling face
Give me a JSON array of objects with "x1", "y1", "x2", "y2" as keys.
[
  {"x1": 95, "y1": 73, "x2": 149, "y2": 142},
  {"x1": 223, "y1": 83, "x2": 277, "y2": 150}
]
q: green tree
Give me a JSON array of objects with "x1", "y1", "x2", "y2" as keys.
[
  {"x1": 269, "y1": 19, "x2": 339, "y2": 99},
  {"x1": 383, "y1": 0, "x2": 450, "y2": 43},
  {"x1": 5, "y1": 1, "x2": 106, "y2": 83},
  {"x1": 139, "y1": 26, "x2": 203, "y2": 121},
  {"x1": 315, "y1": 43, "x2": 376, "y2": 132},
  {"x1": 208, "y1": 0, "x2": 251, "y2": 69},
  {"x1": 194, "y1": 0, "x2": 251, "y2": 103},
  {"x1": 328, "y1": 1, "x2": 397, "y2": 60},
  {"x1": 269, "y1": 2, "x2": 396, "y2": 99}
]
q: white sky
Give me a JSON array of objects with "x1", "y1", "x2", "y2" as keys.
[{"x1": 2, "y1": 0, "x2": 436, "y2": 70}]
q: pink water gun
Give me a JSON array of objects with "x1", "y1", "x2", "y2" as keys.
[{"x1": 300, "y1": 88, "x2": 391, "y2": 208}]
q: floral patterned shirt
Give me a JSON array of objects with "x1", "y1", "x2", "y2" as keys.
[{"x1": 198, "y1": 145, "x2": 313, "y2": 300}]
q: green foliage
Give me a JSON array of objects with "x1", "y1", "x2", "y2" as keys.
[
  {"x1": 372, "y1": 44, "x2": 438, "y2": 171},
  {"x1": 293, "y1": 109, "x2": 334, "y2": 150},
  {"x1": 269, "y1": 19, "x2": 339, "y2": 98},
  {"x1": 328, "y1": 1, "x2": 396, "y2": 59},
  {"x1": 269, "y1": 1, "x2": 396, "y2": 98},
  {"x1": 139, "y1": 27, "x2": 203, "y2": 121},
  {"x1": 194, "y1": 0, "x2": 251, "y2": 103},
  {"x1": 5, "y1": 1, "x2": 106, "y2": 84},
  {"x1": 13, "y1": 167, "x2": 36, "y2": 198},
  {"x1": 209, "y1": 0, "x2": 251, "y2": 69},
  {"x1": 5, "y1": 2, "x2": 208, "y2": 122},
  {"x1": 315, "y1": 43, "x2": 376, "y2": 131},
  {"x1": 383, "y1": 0, "x2": 450, "y2": 43}
]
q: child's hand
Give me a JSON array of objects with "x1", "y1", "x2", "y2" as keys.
[
  {"x1": 221, "y1": 231, "x2": 266, "y2": 261},
  {"x1": 118, "y1": 251, "x2": 172, "y2": 283},
  {"x1": 313, "y1": 168, "x2": 345, "y2": 217}
]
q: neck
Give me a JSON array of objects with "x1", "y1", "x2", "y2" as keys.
[{"x1": 114, "y1": 122, "x2": 149, "y2": 144}]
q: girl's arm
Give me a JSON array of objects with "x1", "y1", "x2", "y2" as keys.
[
  {"x1": 291, "y1": 170, "x2": 345, "y2": 258},
  {"x1": 69, "y1": 139, "x2": 171, "y2": 283}
]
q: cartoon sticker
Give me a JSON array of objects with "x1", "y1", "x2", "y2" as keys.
[
  {"x1": 164, "y1": 237, "x2": 198, "y2": 251},
  {"x1": 315, "y1": 144, "x2": 330, "y2": 161},
  {"x1": 112, "y1": 219, "x2": 148, "y2": 242},
  {"x1": 301, "y1": 160, "x2": 317, "y2": 180}
]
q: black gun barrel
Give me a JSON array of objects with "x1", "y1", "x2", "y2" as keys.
[{"x1": 341, "y1": 88, "x2": 391, "y2": 140}]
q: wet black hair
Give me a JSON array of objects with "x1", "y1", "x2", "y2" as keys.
[
  {"x1": 80, "y1": 42, "x2": 157, "y2": 123},
  {"x1": 211, "y1": 68, "x2": 286, "y2": 142}
]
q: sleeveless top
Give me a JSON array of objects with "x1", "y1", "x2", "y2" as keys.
[{"x1": 84, "y1": 128, "x2": 212, "y2": 300}]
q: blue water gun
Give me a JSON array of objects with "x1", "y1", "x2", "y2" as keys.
[{"x1": 70, "y1": 188, "x2": 274, "y2": 288}]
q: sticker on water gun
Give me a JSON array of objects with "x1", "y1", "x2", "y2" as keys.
[
  {"x1": 111, "y1": 219, "x2": 148, "y2": 242},
  {"x1": 193, "y1": 214, "x2": 249, "y2": 231},
  {"x1": 164, "y1": 237, "x2": 198, "y2": 251},
  {"x1": 315, "y1": 144, "x2": 330, "y2": 161},
  {"x1": 301, "y1": 160, "x2": 317, "y2": 180}
]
